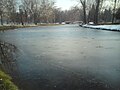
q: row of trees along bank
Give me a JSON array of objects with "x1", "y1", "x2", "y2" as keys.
[
  {"x1": 0, "y1": 0, "x2": 120, "y2": 25},
  {"x1": 0, "y1": 0, "x2": 65, "y2": 25},
  {"x1": 78, "y1": 0, "x2": 120, "y2": 24}
]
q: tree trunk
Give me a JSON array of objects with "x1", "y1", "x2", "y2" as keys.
[
  {"x1": 112, "y1": 0, "x2": 117, "y2": 24},
  {"x1": 0, "y1": 14, "x2": 3, "y2": 25},
  {"x1": 20, "y1": 14, "x2": 24, "y2": 26},
  {"x1": 34, "y1": 13, "x2": 37, "y2": 25},
  {"x1": 83, "y1": 4, "x2": 87, "y2": 24},
  {"x1": 80, "y1": 0, "x2": 87, "y2": 24},
  {"x1": 94, "y1": 0, "x2": 100, "y2": 25},
  {"x1": 25, "y1": 10, "x2": 28, "y2": 24}
]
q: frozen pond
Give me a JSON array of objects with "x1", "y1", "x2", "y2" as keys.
[{"x1": 0, "y1": 25, "x2": 120, "y2": 90}]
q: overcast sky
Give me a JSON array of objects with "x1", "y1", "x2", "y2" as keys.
[
  {"x1": 17, "y1": 0, "x2": 78, "y2": 11},
  {"x1": 55, "y1": 0, "x2": 78, "y2": 10}
]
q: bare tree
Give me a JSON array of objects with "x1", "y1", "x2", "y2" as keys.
[
  {"x1": 115, "y1": 7, "x2": 120, "y2": 21},
  {"x1": 6, "y1": 0, "x2": 16, "y2": 24},
  {"x1": 78, "y1": 0, "x2": 95, "y2": 24},
  {"x1": 0, "y1": 0, "x2": 7, "y2": 25},
  {"x1": 19, "y1": 5, "x2": 24, "y2": 25},
  {"x1": 79, "y1": 0, "x2": 87, "y2": 24},
  {"x1": 21, "y1": 0, "x2": 41, "y2": 24},
  {"x1": 112, "y1": 0, "x2": 117, "y2": 23},
  {"x1": 94, "y1": 0, "x2": 101, "y2": 24},
  {"x1": 40, "y1": 0, "x2": 55, "y2": 23},
  {"x1": 88, "y1": 4, "x2": 95, "y2": 22}
]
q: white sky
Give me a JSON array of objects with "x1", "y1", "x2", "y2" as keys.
[{"x1": 55, "y1": 0, "x2": 78, "y2": 10}]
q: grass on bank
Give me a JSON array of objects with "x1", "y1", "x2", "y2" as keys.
[
  {"x1": 0, "y1": 25, "x2": 35, "y2": 31},
  {"x1": 0, "y1": 24, "x2": 62, "y2": 31},
  {"x1": 0, "y1": 70, "x2": 18, "y2": 90}
]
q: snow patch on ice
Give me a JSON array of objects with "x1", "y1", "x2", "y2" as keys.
[{"x1": 82, "y1": 24, "x2": 120, "y2": 31}]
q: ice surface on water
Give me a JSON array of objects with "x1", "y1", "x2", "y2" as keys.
[{"x1": 0, "y1": 25, "x2": 120, "y2": 90}]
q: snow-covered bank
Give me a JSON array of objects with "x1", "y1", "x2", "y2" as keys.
[{"x1": 82, "y1": 24, "x2": 120, "y2": 31}]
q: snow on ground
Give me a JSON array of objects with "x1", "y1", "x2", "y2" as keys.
[{"x1": 82, "y1": 24, "x2": 120, "y2": 31}]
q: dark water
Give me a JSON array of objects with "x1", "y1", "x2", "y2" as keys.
[{"x1": 0, "y1": 25, "x2": 120, "y2": 90}]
